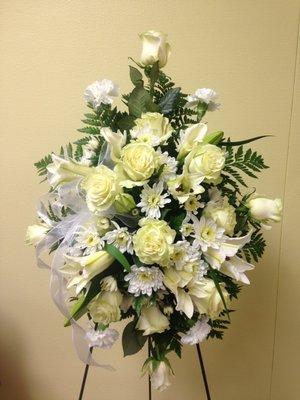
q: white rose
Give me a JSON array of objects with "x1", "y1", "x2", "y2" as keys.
[
  {"x1": 184, "y1": 144, "x2": 225, "y2": 183},
  {"x1": 247, "y1": 196, "x2": 282, "y2": 228},
  {"x1": 143, "y1": 359, "x2": 172, "y2": 391},
  {"x1": 192, "y1": 278, "x2": 230, "y2": 319},
  {"x1": 203, "y1": 199, "x2": 236, "y2": 236},
  {"x1": 88, "y1": 290, "x2": 123, "y2": 325},
  {"x1": 133, "y1": 219, "x2": 176, "y2": 266},
  {"x1": 81, "y1": 165, "x2": 121, "y2": 213},
  {"x1": 130, "y1": 112, "x2": 173, "y2": 146},
  {"x1": 140, "y1": 30, "x2": 171, "y2": 68},
  {"x1": 84, "y1": 79, "x2": 119, "y2": 108},
  {"x1": 116, "y1": 142, "x2": 156, "y2": 187},
  {"x1": 136, "y1": 305, "x2": 170, "y2": 335},
  {"x1": 25, "y1": 223, "x2": 49, "y2": 245},
  {"x1": 177, "y1": 123, "x2": 208, "y2": 159}
]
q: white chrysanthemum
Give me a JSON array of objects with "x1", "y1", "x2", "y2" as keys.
[
  {"x1": 103, "y1": 221, "x2": 133, "y2": 254},
  {"x1": 137, "y1": 181, "x2": 171, "y2": 219},
  {"x1": 184, "y1": 195, "x2": 205, "y2": 214},
  {"x1": 80, "y1": 137, "x2": 100, "y2": 166},
  {"x1": 171, "y1": 240, "x2": 199, "y2": 270},
  {"x1": 181, "y1": 318, "x2": 211, "y2": 345},
  {"x1": 187, "y1": 88, "x2": 220, "y2": 111},
  {"x1": 124, "y1": 265, "x2": 165, "y2": 297},
  {"x1": 191, "y1": 215, "x2": 224, "y2": 252},
  {"x1": 73, "y1": 225, "x2": 104, "y2": 255},
  {"x1": 84, "y1": 79, "x2": 119, "y2": 108},
  {"x1": 130, "y1": 124, "x2": 161, "y2": 146},
  {"x1": 156, "y1": 148, "x2": 178, "y2": 181},
  {"x1": 85, "y1": 328, "x2": 119, "y2": 349}
]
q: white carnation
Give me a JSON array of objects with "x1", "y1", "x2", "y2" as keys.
[
  {"x1": 85, "y1": 328, "x2": 119, "y2": 349},
  {"x1": 84, "y1": 79, "x2": 119, "y2": 108},
  {"x1": 187, "y1": 88, "x2": 220, "y2": 111},
  {"x1": 181, "y1": 318, "x2": 211, "y2": 345}
]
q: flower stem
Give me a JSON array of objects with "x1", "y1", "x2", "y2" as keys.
[{"x1": 196, "y1": 344, "x2": 211, "y2": 400}]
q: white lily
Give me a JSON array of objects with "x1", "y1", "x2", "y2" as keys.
[
  {"x1": 221, "y1": 255, "x2": 254, "y2": 284},
  {"x1": 61, "y1": 251, "x2": 114, "y2": 294}
]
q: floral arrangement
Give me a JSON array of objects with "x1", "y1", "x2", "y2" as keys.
[{"x1": 26, "y1": 30, "x2": 282, "y2": 391}]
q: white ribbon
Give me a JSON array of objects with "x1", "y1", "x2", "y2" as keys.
[{"x1": 35, "y1": 183, "x2": 114, "y2": 370}]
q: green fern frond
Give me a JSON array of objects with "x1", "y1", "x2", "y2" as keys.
[
  {"x1": 241, "y1": 230, "x2": 266, "y2": 262},
  {"x1": 34, "y1": 154, "x2": 53, "y2": 176}
]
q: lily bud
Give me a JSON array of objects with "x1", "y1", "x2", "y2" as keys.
[{"x1": 114, "y1": 193, "x2": 136, "y2": 214}]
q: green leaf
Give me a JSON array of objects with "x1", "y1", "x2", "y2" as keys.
[
  {"x1": 129, "y1": 66, "x2": 143, "y2": 87},
  {"x1": 104, "y1": 243, "x2": 131, "y2": 271},
  {"x1": 159, "y1": 87, "x2": 181, "y2": 114},
  {"x1": 220, "y1": 135, "x2": 272, "y2": 147},
  {"x1": 128, "y1": 87, "x2": 158, "y2": 117},
  {"x1": 169, "y1": 212, "x2": 186, "y2": 232},
  {"x1": 122, "y1": 320, "x2": 147, "y2": 357},
  {"x1": 209, "y1": 268, "x2": 230, "y2": 321}
]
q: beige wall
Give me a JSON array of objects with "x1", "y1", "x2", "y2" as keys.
[{"x1": 0, "y1": 1, "x2": 299, "y2": 399}]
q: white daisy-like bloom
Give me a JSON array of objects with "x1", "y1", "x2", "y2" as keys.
[
  {"x1": 130, "y1": 124, "x2": 161, "y2": 146},
  {"x1": 73, "y1": 225, "x2": 104, "y2": 256},
  {"x1": 102, "y1": 221, "x2": 133, "y2": 254},
  {"x1": 156, "y1": 148, "x2": 178, "y2": 181},
  {"x1": 181, "y1": 318, "x2": 211, "y2": 345},
  {"x1": 191, "y1": 215, "x2": 224, "y2": 252},
  {"x1": 124, "y1": 265, "x2": 165, "y2": 297},
  {"x1": 84, "y1": 79, "x2": 119, "y2": 108},
  {"x1": 80, "y1": 136, "x2": 100, "y2": 166},
  {"x1": 187, "y1": 88, "x2": 220, "y2": 111},
  {"x1": 85, "y1": 328, "x2": 119, "y2": 349},
  {"x1": 184, "y1": 195, "x2": 205, "y2": 214},
  {"x1": 137, "y1": 181, "x2": 171, "y2": 219},
  {"x1": 171, "y1": 240, "x2": 199, "y2": 270}
]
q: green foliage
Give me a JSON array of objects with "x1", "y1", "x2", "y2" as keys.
[
  {"x1": 127, "y1": 86, "x2": 159, "y2": 117},
  {"x1": 224, "y1": 145, "x2": 269, "y2": 188},
  {"x1": 34, "y1": 154, "x2": 52, "y2": 177},
  {"x1": 77, "y1": 104, "x2": 118, "y2": 134},
  {"x1": 241, "y1": 230, "x2": 266, "y2": 262},
  {"x1": 208, "y1": 317, "x2": 230, "y2": 340},
  {"x1": 122, "y1": 319, "x2": 147, "y2": 356},
  {"x1": 104, "y1": 243, "x2": 131, "y2": 271}
]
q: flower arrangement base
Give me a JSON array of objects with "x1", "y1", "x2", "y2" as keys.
[{"x1": 77, "y1": 343, "x2": 211, "y2": 400}]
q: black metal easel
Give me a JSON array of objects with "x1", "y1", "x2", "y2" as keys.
[{"x1": 77, "y1": 343, "x2": 211, "y2": 400}]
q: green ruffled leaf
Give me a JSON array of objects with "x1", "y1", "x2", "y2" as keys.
[
  {"x1": 122, "y1": 320, "x2": 147, "y2": 357},
  {"x1": 128, "y1": 86, "x2": 159, "y2": 117},
  {"x1": 159, "y1": 87, "x2": 181, "y2": 114},
  {"x1": 129, "y1": 66, "x2": 143, "y2": 87}
]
